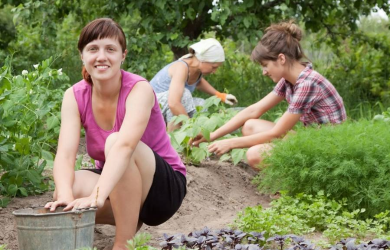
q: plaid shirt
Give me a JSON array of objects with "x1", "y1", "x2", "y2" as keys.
[{"x1": 273, "y1": 63, "x2": 346, "y2": 126}]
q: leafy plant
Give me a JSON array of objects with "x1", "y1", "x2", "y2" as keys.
[
  {"x1": 158, "y1": 226, "x2": 386, "y2": 250},
  {"x1": 234, "y1": 192, "x2": 390, "y2": 245},
  {"x1": 169, "y1": 96, "x2": 247, "y2": 165},
  {"x1": 126, "y1": 232, "x2": 157, "y2": 250},
  {"x1": 373, "y1": 107, "x2": 390, "y2": 122},
  {"x1": 160, "y1": 227, "x2": 268, "y2": 250},
  {"x1": 330, "y1": 238, "x2": 390, "y2": 250},
  {"x1": 0, "y1": 56, "x2": 68, "y2": 202},
  {"x1": 255, "y1": 120, "x2": 390, "y2": 218}
]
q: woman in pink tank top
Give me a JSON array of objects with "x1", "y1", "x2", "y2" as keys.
[{"x1": 44, "y1": 18, "x2": 186, "y2": 250}]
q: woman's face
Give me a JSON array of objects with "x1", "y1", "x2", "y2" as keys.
[
  {"x1": 199, "y1": 62, "x2": 223, "y2": 75},
  {"x1": 81, "y1": 37, "x2": 127, "y2": 83}
]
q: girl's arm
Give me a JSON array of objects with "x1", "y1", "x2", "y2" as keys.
[
  {"x1": 211, "y1": 92, "x2": 284, "y2": 141},
  {"x1": 196, "y1": 78, "x2": 218, "y2": 95},
  {"x1": 64, "y1": 81, "x2": 155, "y2": 209},
  {"x1": 167, "y1": 62, "x2": 192, "y2": 117},
  {"x1": 191, "y1": 92, "x2": 283, "y2": 145},
  {"x1": 208, "y1": 111, "x2": 301, "y2": 155},
  {"x1": 46, "y1": 87, "x2": 81, "y2": 211}
]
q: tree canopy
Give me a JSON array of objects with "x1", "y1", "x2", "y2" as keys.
[
  {"x1": 125, "y1": 0, "x2": 389, "y2": 57},
  {"x1": 0, "y1": 0, "x2": 389, "y2": 81}
]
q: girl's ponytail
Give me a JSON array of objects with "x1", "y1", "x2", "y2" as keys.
[{"x1": 251, "y1": 20, "x2": 308, "y2": 65}]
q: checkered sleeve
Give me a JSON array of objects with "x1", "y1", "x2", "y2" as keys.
[
  {"x1": 273, "y1": 78, "x2": 287, "y2": 97},
  {"x1": 288, "y1": 80, "x2": 320, "y2": 114}
]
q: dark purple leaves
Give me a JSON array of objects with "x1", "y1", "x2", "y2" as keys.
[
  {"x1": 331, "y1": 238, "x2": 390, "y2": 250},
  {"x1": 160, "y1": 229, "x2": 388, "y2": 250}
]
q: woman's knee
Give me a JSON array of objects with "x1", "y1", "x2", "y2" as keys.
[
  {"x1": 72, "y1": 170, "x2": 100, "y2": 198},
  {"x1": 52, "y1": 171, "x2": 98, "y2": 200}
]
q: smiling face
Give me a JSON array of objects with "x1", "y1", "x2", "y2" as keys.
[
  {"x1": 199, "y1": 62, "x2": 223, "y2": 75},
  {"x1": 81, "y1": 37, "x2": 127, "y2": 83}
]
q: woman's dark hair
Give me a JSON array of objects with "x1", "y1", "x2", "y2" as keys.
[
  {"x1": 78, "y1": 18, "x2": 126, "y2": 84},
  {"x1": 251, "y1": 20, "x2": 308, "y2": 65}
]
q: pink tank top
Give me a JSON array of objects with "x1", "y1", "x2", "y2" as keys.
[{"x1": 72, "y1": 70, "x2": 186, "y2": 176}]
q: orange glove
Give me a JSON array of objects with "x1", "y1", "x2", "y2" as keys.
[{"x1": 215, "y1": 91, "x2": 238, "y2": 105}]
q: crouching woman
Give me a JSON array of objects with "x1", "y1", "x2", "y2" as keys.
[{"x1": 44, "y1": 18, "x2": 186, "y2": 250}]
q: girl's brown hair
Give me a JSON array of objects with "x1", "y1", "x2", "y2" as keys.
[
  {"x1": 251, "y1": 20, "x2": 308, "y2": 65},
  {"x1": 78, "y1": 18, "x2": 126, "y2": 84}
]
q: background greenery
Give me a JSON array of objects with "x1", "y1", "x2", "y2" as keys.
[{"x1": 0, "y1": 1, "x2": 389, "y2": 117}]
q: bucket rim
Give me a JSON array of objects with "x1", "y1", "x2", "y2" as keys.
[{"x1": 12, "y1": 206, "x2": 97, "y2": 217}]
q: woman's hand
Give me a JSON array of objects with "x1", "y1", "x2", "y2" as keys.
[
  {"x1": 44, "y1": 195, "x2": 74, "y2": 212},
  {"x1": 63, "y1": 194, "x2": 105, "y2": 211},
  {"x1": 208, "y1": 139, "x2": 232, "y2": 155}
]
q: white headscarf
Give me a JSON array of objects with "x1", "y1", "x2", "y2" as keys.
[{"x1": 181, "y1": 38, "x2": 225, "y2": 62}]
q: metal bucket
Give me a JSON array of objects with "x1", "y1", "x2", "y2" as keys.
[{"x1": 13, "y1": 206, "x2": 97, "y2": 250}]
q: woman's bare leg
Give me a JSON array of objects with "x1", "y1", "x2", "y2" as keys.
[
  {"x1": 105, "y1": 133, "x2": 155, "y2": 250},
  {"x1": 63, "y1": 132, "x2": 155, "y2": 250}
]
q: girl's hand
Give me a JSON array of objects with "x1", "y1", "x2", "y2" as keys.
[
  {"x1": 208, "y1": 140, "x2": 232, "y2": 155},
  {"x1": 189, "y1": 134, "x2": 207, "y2": 147}
]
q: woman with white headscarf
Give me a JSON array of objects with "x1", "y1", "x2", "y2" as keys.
[{"x1": 150, "y1": 38, "x2": 238, "y2": 132}]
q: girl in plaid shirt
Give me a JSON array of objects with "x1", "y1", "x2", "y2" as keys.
[{"x1": 191, "y1": 20, "x2": 346, "y2": 170}]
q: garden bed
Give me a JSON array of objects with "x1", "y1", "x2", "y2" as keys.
[{"x1": 0, "y1": 159, "x2": 267, "y2": 250}]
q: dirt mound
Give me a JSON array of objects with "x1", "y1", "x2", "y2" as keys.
[{"x1": 0, "y1": 159, "x2": 270, "y2": 250}]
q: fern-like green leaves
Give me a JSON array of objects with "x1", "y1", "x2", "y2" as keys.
[{"x1": 255, "y1": 120, "x2": 390, "y2": 218}]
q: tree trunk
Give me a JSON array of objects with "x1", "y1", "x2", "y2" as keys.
[
  {"x1": 171, "y1": 46, "x2": 189, "y2": 60},
  {"x1": 170, "y1": 15, "x2": 207, "y2": 59}
]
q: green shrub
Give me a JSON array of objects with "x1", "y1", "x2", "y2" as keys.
[
  {"x1": 255, "y1": 120, "x2": 390, "y2": 218},
  {"x1": 0, "y1": 56, "x2": 68, "y2": 204}
]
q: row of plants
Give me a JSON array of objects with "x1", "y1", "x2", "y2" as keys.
[
  {"x1": 234, "y1": 192, "x2": 390, "y2": 246},
  {"x1": 74, "y1": 192, "x2": 390, "y2": 249},
  {"x1": 0, "y1": 57, "x2": 68, "y2": 206},
  {"x1": 73, "y1": 229, "x2": 389, "y2": 250},
  {"x1": 71, "y1": 230, "x2": 390, "y2": 250}
]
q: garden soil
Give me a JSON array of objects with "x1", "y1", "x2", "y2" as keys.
[{"x1": 0, "y1": 144, "x2": 271, "y2": 250}]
